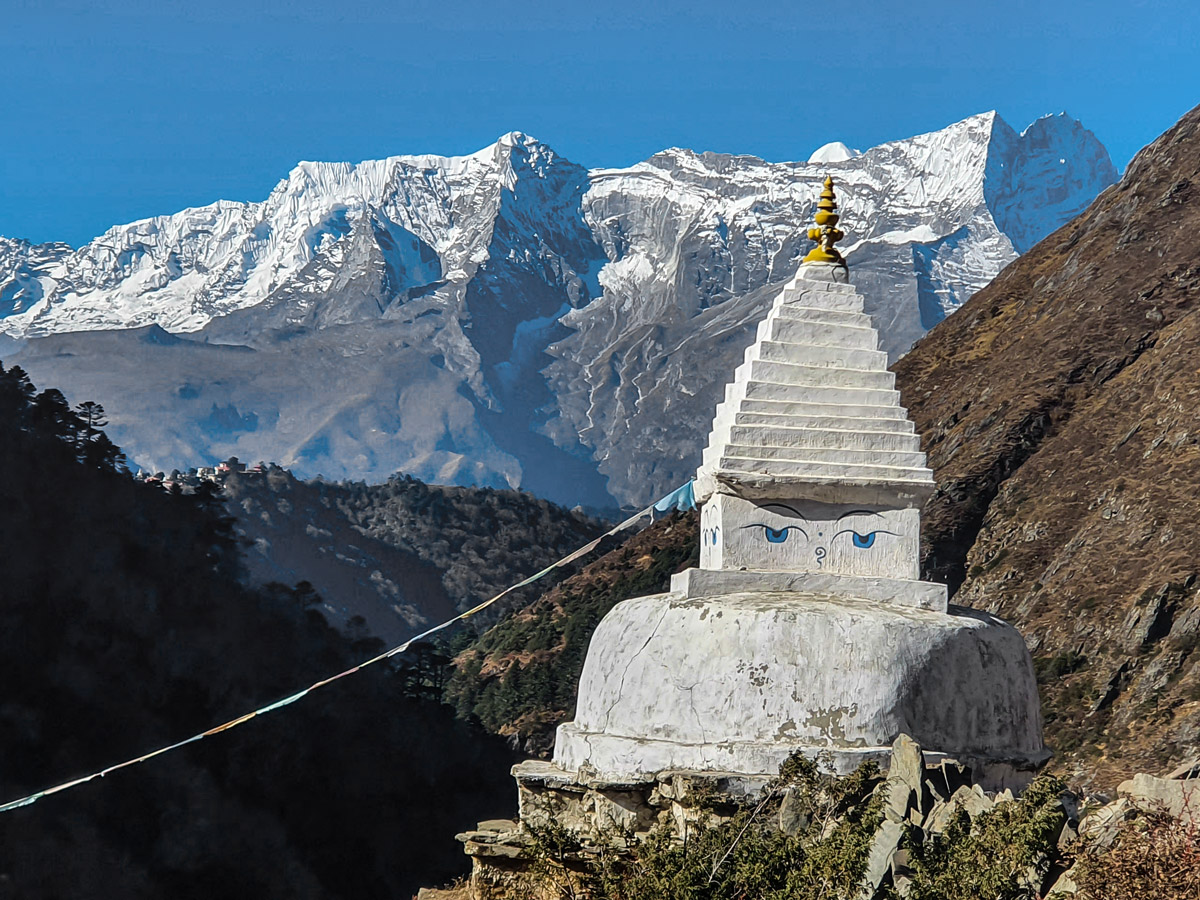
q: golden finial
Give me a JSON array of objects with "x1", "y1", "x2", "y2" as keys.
[{"x1": 802, "y1": 176, "x2": 846, "y2": 265}]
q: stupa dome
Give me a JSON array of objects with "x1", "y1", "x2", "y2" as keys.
[{"x1": 556, "y1": 590, "x2": 1046, "y2": 782}]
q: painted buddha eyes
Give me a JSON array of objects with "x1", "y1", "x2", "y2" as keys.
[
  {"x1": 742, "y1": 524, "x2": 891, "y2": 549},
  {"x1": 740, "y1": 507, "x2": 894, "y2": 553},
  {"x1": 832, "y1": 528, "x2": 894, "y2": 549}
]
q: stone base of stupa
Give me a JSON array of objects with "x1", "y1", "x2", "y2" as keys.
[
  {"x1": 455, "y1": 735, "x2": 1024, "y2": 900},
  {"x1": 551, "y1": 569, "x2": 1049, "y2": 792},
  {"x1": 454, "y1": 760, "x2": 786, "y2": 898}
]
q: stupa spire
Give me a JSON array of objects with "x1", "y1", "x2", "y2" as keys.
[
  {"x1": 693, "y1": 176, "x2": 933, "y2": 513},
  {"x1": 802, "y1": 176, "x2": 845, "y2": 265}
]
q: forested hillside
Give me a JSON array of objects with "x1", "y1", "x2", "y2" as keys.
[
  {"x1": 223, "y1": 468, "x2": 606, "y2": 642},
  {"x1": 0, "y1": 363, "x2": 514, "y2": 898}
]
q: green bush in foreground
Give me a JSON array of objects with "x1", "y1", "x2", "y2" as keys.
[
  {"x1": 523, "y1": 755, "x2": 884, "y2": 900},
  {"x1": 518, "y1": 759, "x2": 1076, "y2": 900},
  {"x1": 903, "y1": 774, "x2": 1067, "y2": 900}
]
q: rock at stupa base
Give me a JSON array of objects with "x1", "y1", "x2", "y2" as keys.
[
  {"x1": 552, "y1": 574, "x2": 1048, "y2": 792},
  {"x1": 451, "y1": 735, "x2": 1089, "y2": 900}
]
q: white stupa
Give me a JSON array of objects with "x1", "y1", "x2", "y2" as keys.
[{"x1": 554, "y1": 178, "x2": 1047, "y2": 786}]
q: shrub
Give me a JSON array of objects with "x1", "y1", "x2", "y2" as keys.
[
  {"x1": 1076, "y1": 813, "x2": 1200, "y2": 900},
  {"x1": 903, "y1": 775, "x2": 1068, "y2": 900},
  {"x1": 519, "y1": 754, "x2": 884, "y2": 900}
]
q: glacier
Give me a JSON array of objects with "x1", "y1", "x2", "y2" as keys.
[{"x1": 0, "y1": 111, "x2": 1116, "y2": 508}]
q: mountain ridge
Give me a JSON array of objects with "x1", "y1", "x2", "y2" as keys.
[{"x1": 0, "y1": 112, "x2": 1117, "y2": 507}]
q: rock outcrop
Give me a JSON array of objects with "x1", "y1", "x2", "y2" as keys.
[{"x1": 451, "y1": 736, "x2": 1200, "y2": 900}]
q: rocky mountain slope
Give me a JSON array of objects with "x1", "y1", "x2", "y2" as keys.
[
  {"x1": 0, "y1": 113, "x2": 1115, "y2": 507},
  {"x1": 893, "y1": 102, "x2": 1200, "y2": 787}
]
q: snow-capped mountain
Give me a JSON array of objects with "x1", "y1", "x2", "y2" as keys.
[{"x1": 0, "y1": 111, "x2": 1116, "y2": 507}]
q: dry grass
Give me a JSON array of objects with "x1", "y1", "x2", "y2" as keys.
[{"x1": 1076, "y1": 813, "x2": 1200, "y2": 900}]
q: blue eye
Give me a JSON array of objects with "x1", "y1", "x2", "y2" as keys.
[
  {"x1": 742, "y1": 524, "x2": 808, "y2": 544},
  {"x1": 834, "y1": 528, "x2": 894, "y2": 549}
]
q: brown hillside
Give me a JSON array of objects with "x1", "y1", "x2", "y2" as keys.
[{"x1": 894, "y1": 103, "x2": 1200, "y2": 787}]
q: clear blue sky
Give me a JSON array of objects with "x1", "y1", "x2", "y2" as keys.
[{"x1": 3, "y1": 0, "x2": 1197, "y2": 247}]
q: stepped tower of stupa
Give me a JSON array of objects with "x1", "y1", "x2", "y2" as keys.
[{"x1": 553, "y1": 177, "x2": 1047, "y2": 786}]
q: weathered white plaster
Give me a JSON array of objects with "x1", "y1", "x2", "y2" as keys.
[
  {"x1": 553, "y1": 591, "x2": 1048, "y2": 781},
  {"x1": 670, "y1": 568, "x2": 947, "y2": 612}
]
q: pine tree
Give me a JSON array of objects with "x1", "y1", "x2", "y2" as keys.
[{"x1": 74, "y1": 400, "x2": 108, "y2": 445}]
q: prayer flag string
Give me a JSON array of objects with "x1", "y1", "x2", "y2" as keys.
[{"x1": 0, "y1": 484, "x2": 695, "y2": 814}]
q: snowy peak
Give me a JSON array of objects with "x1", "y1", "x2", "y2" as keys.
[
  {"x1": 808, "y1": 141, "x2": 862, "y2": 164},
  {"x1": 0, "y1": 133, "x2": 592, "y2": 338},
  {"x1": 0, "y1": 112, "x2": 1117, "y2": 508},
  {"x1": 0, "y1": 237, "x2": 71, "y2": 318},
  {"x1": 0, "y1": 112, "x2": 1114, "y2": 341},
  {"x1": 984, "y1": 112, "x2": 1118, "y2": 253}
]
